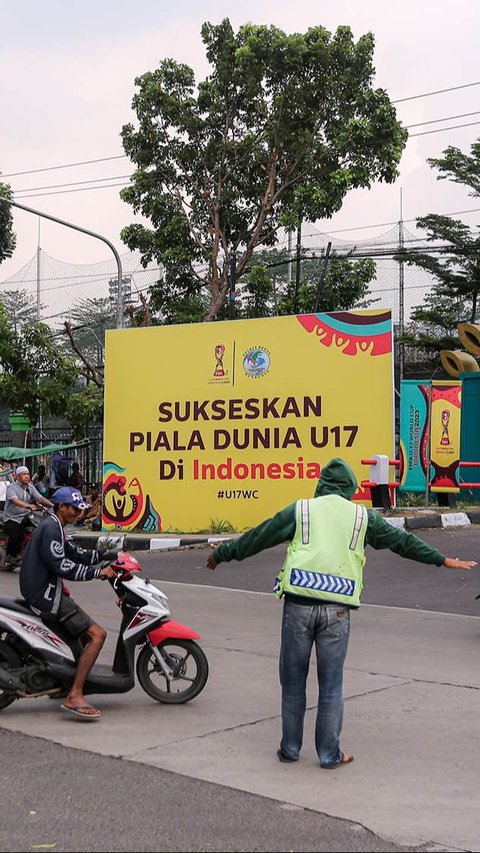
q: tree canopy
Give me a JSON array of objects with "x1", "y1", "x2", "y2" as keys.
[
  {"x1": 0, "y1": 183, "x2": 16, "y2": 264},
  {"x1": 0, "y1": 304, "x2": 104, "y2": 436},
  {"x1": 0, "y1": 304, "x2": 77, "y2": 424},
  {"x1": 239, "y1": 249, "x2": 377, "y2": 317},
  {"x1": 121, "y1": 18, "x2": 406, "y2": 321},
  {"x1": 0, "y1": 288, "x2": 38, "y2": 332},
  {"x1": 401, "y1": 140, "x2": 480, "y2": 363}
]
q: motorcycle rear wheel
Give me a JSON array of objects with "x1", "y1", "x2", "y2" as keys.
[
  {"x1": 0, "y1": 639, "x2": 21, "y2": 710},
  {"x1": 137, "y1": 639, "x2": 208, "y2": 704}
]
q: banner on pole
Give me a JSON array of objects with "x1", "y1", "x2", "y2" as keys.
[
  {"x1": 399, "y1": 380, "x2": 431, "y2": 492},
  {"x1": 399, "y1": 380, "x2": 462, "y2": 493},
  {"x1": 429, "y1": 381, "x2": 462, "y2": 493}
]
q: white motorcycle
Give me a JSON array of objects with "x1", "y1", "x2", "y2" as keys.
[{"x1": 0, "y1": 552, "x2": 208, "y2": 709}]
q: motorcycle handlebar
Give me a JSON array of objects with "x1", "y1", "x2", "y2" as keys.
[{"x1": 99, "y1": 558, "x2": 118, "y2": 571}]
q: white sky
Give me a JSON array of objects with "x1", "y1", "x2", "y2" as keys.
[{"x1": 1, "y1": 0, "x2": 480, "y2": 282}]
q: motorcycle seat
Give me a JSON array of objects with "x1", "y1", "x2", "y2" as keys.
[{"x1": 0, "y1": 596, "x2": 33, "y2": 615}]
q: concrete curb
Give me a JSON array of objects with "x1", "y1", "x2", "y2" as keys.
[
  {"x1": 73, "y1": 532, "x2": 232, "y2": 552},
  {"x1": 71, "y1": 511, "x2": 478, "y2": 552}
]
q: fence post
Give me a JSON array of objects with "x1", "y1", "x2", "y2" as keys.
[{"x1": 369, "y1": 454, "x2": 391, "y2": 510}]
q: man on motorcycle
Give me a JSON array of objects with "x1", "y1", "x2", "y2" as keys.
[
  {"x1": 2, "y1": 466, "x2": 54, "y2": 571},
  {"x1": 20, "y1": 486, "x2": 118, "y2": 720}
]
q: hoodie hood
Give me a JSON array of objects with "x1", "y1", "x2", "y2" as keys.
[{"x1": 314, "y1": 458, "x2": 357, "y2": 499}]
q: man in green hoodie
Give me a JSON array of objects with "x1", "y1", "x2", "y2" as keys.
[{"x1": 207, "y1": 458, "x2": 476, "y2": 769}]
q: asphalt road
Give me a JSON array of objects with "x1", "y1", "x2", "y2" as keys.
[
  {"x1": 136, "y1": 525, "x2": 480, "y2": 616},
  {"x1": 0, "y1": 729, "x2": 418, "y2": 853}
]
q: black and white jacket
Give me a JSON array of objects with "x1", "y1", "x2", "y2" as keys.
[{"x1": 20, "y1": 514, "x2": 102, "y2": 615}]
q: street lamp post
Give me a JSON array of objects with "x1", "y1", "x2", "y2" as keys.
[{"x1": 0, "y1": 197, "x2": 124, "y2": 328}]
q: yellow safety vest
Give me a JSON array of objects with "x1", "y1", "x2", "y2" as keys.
[{"x1": 274, "y1": 494, "x2": 368, "y2": 607}]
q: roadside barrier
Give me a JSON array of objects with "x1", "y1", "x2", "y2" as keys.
[
  {"x1": 360, "y1": 455, "x2": 400, "y2": 509},
  {"x1": 361, "y1": 456, "x2": 480, "y2": 509},
  {"x1": 446, "y1": 461, "x2": 480, "y2": 491}
]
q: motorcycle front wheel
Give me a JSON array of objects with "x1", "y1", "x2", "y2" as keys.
[
  {"x1": 0, "y1": 638, "x2": 21, "y2": 710},
  {"x1": 136, "y1": 639, "x2": 209, "y2": 704}
]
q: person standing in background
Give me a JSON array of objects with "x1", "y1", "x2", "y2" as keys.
[{"x1": 2, "y1": 466, "x2": 53, "y2": 570}]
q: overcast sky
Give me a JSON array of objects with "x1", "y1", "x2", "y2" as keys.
[{"x1": 1, "y1": 0, "x2": 480, "y2": 283}]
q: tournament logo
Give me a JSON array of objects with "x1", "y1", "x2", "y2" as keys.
[
  {"x1": 213, "y1": 344, "x2": 226, "y2": 377},
  {"x1": 209, "y1": 342, "x2": 230, "y2": 385},
  {"x1": 243, "y1": 347, "x2": 270, "y2": 378}
]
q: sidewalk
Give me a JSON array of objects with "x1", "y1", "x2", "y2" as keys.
[{"x1": 72, "y1": 506, "x2": 480, "y2": 552}]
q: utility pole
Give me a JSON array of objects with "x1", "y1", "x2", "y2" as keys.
[
  {"x1": 293, "y1": 218, "x2": 302, "y2": 313},
  {"x1": 287, "y1": 230, "x2": 293, "y2": 287},
  {"x1": 229, "y1": 252, "x2": 236, "y2": 320},
  {"x1": 398, "y1": 188, "x2": 405, "y2": 382},
  {"x1": 36, "y1": 218, "x2": 41, "y2": 321},
  {"x1": 36, "y1": 218, "x2": 44, "y2": 439},
  {"x1": 314, "y1": 241, "x2": 332, "y2": 312}
]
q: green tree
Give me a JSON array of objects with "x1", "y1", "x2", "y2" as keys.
[
  {"x1": 64, "y1": 297, "x2": 116, "y2": 367},
  {"x1": 0, "y1": 183, "x2": 16, "y2": 264},
  {"x1": 66, "y1": 384, "x2": 104, "y2": 438},
  {"x1": 0, "y1": 304, "x2": 77, "y2": 423},
  {"x1": 401, "y1": 140, "x2": 480, "y2": 362},
  {"x1": 147, "y1": 280, "x2": 210, "y2": 325},
  {"x1": 401, "y1": 290, "x2": 469, "y2": 361},
  {"x1": 121, "y1": 19, "x2": 406, "y2": 322},
  {"x1": 237, "y1": 249, "x2": 377, "y2": 317},
  {"x1": 279, "y1": 256, "x2": 377, "y2": 314},
  {"x1": 0, "y1": 304, "x2": 102, "y2": 436},
  {"x1": 0, "y1": 289, "x2": 38, "y2": 333}
]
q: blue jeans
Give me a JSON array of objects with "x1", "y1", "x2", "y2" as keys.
[{"x1": 279, "y1": 598, "x2": 351, "y2": 766}]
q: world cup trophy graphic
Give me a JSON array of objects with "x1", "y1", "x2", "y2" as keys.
[
  {"x1": 440, "y1": 409, "x2": 451, "y2": 446},
  {"x1": 214, "y1": 344, "x2": 225, "y2": 377}
]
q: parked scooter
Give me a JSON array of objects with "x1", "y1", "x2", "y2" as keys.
[{"x1": 0, "y1": 552, "x2": 209, "y2": 709}]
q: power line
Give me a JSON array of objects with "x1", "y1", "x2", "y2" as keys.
[
  {"x1": 9, "y1": 115, "x2": 480, "y2": 199},
  {"x1": 409, "y1": 120, "x2": 480, "y2": 138},
  {"x1": 392, "y1": 80, "x2": 480, "y2": 103},
  {"x1": 15, "y1": 181, "x2": 129, "y2": 200},
  {"x1": 15, "y1": 175, "x2": 131, "y2": 194},
  {"x1": 3, "y1": 80, "x2": 480, "y2": 181},
  {"x1": 407, "y1": 110, "x2": 480, "y2": 128},
  {"x1": 281, "y1": 207, "x2": 480, "y2": 237},
  {"x1": 10, "y1": 113, "x2": 480, "y2": 200},
  {"x1": 2, "y1": 155, "x2": 127, "y2": 178},
  {"x1": 12, "y1": 110, "x2": 480, "y2": 198}
]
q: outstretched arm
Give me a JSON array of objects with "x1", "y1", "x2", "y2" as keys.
[
  {"x1": 366, "y1": 510, "x2": 476, "y2": 569},
  {"x1": 207, "y1": 504, "x2": 296, "y2": 570}
]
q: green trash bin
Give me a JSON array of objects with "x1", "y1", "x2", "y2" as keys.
[{"x1": 8, "y1": 412, "x2": 32, "y2": 432}]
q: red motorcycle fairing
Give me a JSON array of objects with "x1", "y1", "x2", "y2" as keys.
[{"x1": 148, "y1": 620, "x2": 200, "y2": 644}]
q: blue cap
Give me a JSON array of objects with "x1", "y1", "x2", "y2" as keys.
[{"x1": 52, "y1": 487, "x2": 90, "y2": 510}]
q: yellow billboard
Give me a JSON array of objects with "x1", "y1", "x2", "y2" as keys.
[
  {"x1": 102, "y1": 310, "x2": 394, "y2": 532},
  {"x1": 429, "y1": 381, "x2": 462, "y2": 493}
]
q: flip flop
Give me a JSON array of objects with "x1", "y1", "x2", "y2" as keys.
[
  {"x1": 60, "y1": 704, "x2": 101, "y2": 720},
  {"x1": 321, "y1": 752, "x2": 354, "y2": 769}
]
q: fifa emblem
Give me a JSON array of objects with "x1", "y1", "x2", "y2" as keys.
[{"x1": 214, "y1": 344, "x2": 225, "y2": 377}]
